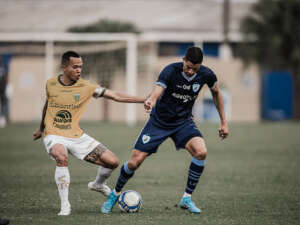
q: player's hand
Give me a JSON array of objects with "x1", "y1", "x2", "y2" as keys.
[
  {"x1": 144, "y1": 99, "x2": 153, "y2": 113},
  {"x1": 33, "y1": 129, "x2": 43, "y2": 140},
  {"x1": 218, "y1": 124, "x2": 228, "y2": 140},
  {"x1": 144, "y1": 98, "x2": 153, "y2": 113}
]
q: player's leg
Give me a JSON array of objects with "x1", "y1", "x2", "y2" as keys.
[
  {"x1": 101, "y1": 117, "x2": 167, "y2": 214},
  {"x1": 84, "y1": 144, "x2": 119, "y2": 196},
  {"x1": 67, "y1": 133, "x2": 118, "y2": 197},
  {"x1": 115, "y1": 149, "x2": 148, "y2": 193},
  {"x1": 101, "y1": 150, "x2": 149, "y2": 214},
  {"x1": 172, "y1": 120, "x2": 206, "y2": 213},
  {"x1": 180, "y1": 136, "x2": 207, "y2": 213},
  {"x1": 84, "y1": 144, "x2": 119, "y2": 168},
  {"x1": 50, "y1": 143, "x2": 71, "y2": 216},
  {"x1": 114, "y1": 117, "x2": 165, "y2": 194}
]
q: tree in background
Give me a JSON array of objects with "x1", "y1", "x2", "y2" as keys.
[
  {"x1": 239, "y1": 0, "x2": 300, "y2": 119},
  {"x1": 68, "y1": 19, "x2": 140, "y2": 33},
  {"x1": 67, "y1": 19, "x2": 140, "y2": 121}
]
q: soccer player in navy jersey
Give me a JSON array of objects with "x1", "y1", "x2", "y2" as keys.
[{"x1": 101, "y1": 46, "x2": 229, "y2": 214}]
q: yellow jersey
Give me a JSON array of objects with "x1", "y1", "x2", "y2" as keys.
[{"x1": 44, "y1": 75, "x2": 100, "y2": 138}]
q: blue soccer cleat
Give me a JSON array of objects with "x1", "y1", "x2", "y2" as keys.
[
  {"x1": 101, "y1": 191, "x2": 119, "y2": 214},
  {"x1": 179, "y1": 196, "x2": 201, "y2": 213}
]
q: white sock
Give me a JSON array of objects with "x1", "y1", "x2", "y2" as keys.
[
  {"x1": 55, "y1": 166, "x2": 70, "y2": 208},
  {"x1": 183, "y1": 192, "x2": 192, "y2": 198},
  {"x1": 94, "y1": 165, "x2": 113, "y2": 185}
]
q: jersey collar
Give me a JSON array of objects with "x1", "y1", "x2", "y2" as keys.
[
  {"x1": 58, "y1": 75, "x2": 77, "y2": 86},
  {"x1": 181, "y1": 72, "x2": 198, "y2": 82}
]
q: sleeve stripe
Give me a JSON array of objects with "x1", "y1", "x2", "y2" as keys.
[
  {"x1": 210, "y1": 81, "x2": 217, "y2": 89},
  {"x1": 155, "y1": 81, "x2": 167, "y2": 89}
]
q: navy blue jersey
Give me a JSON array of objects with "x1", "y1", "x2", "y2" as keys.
[{"x1": 151, "y1": 62, "x2": 217, "y2": 127}]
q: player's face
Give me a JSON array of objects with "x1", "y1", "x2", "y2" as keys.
[
  {"x1": 183, "y1": 58, "x2": 201, "y2": 77},
  {"x1": 62, "y1": 57, "x2": 83, "y2": 82}
]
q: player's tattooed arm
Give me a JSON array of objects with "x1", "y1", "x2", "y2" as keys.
[
  {"x1": 33, "y1": 100, "x2": 48, "y2": 140},
  {"x1": 84, "y1": 144, "x2": 107, "y2": 165}
]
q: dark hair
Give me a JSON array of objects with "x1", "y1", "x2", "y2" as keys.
[
  {"x1": 61, "y1": 51, "x2": 81, "y2": 65},
  {"x1": 185, "y1": 47, "x2": 203, "y2": 64}
]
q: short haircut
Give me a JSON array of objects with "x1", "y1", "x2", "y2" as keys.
[
  {"x1": 61, "y1": 51, "x2": 81, "y2": 66},
  {"x1": 185, "y1": 47, "x2": 203, "y2": 64}
]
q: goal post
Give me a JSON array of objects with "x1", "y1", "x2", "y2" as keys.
[{"x1": 125, "y1": 35, "x2": 137, "y2": 126}]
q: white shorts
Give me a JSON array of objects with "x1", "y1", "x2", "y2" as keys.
[{"x1": 43, "y1": 133, "x2": 102, "y2": 160}]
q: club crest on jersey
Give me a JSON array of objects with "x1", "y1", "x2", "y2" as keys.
[
  {"x1": 74, "y1": 93, "x2": 80, "y2": 102},
  {"x1": 192, "y1": 83, "x2": 200, "y2": 92},
  {"x1": 142, "y1": 134, "x2": 151, "y2": 144}
]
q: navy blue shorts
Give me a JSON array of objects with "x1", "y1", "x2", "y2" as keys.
[{"x1": 134, "y1": 117, "x2": 203, "y2": 154}]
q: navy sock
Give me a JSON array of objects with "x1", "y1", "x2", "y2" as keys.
[
  {"x1": 115, "y1": 162, "x2": 134, "y2": 193},
  {"x1": 185, "y1": 158, "x2": 205, "y2": 194}
]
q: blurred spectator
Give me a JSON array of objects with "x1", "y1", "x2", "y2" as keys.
[{"x1": 0, "y1": 57, "x2": 8, "y2": 128}]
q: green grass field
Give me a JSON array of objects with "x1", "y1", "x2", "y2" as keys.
[{"x1": 0, "y1": 121, "x2": 300, "y2": 225}]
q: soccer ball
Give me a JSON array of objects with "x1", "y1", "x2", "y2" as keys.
[{"x1": 118, "y1": 190, "x2": 142, "y2": 213}]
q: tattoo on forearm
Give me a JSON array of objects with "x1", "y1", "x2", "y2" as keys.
[{"x1": 84, "y1": 144, "x2": 107, "y2": 165}]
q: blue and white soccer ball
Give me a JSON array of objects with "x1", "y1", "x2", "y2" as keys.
[{"x1": 118, "y1": 190, "x2": 142, "y2": 213}]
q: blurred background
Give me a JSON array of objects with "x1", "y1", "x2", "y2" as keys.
[{"x1": 0, "y1": 0, "x2": 299, "y2": 127}]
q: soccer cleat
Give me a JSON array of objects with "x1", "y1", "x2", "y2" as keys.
[
  {"x1": 58, "y1": 203, "x2": 71, "y2": 216},
  {"x1": 179, "y1": 196, "x2": 201, "y2": 213},
  {"x1": 88, "y1": 181, "x2": 111, "y2": 197},
  {"x1": 101, "y1": 191, "x2": 119, "y2": 214}
]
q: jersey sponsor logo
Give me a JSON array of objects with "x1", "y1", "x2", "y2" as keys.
[
  {"x1": 53, "y1": 110, "x2": 72, "y2": 129},
  {"x1": 172, "y1": 93, "x2": 193, "y2": 103},
  {"x1": 49, "y1": 102, "x2": 83, "y2": 110},
  {"x1": 183, "y1": 84, "x2": 191, "y2": 90},
  {"x1": 176, "y1": 84, "x2": 191, "y2": 90},
  {"x1": 142, "y1": 134, "x2": 151, "y2": 144},
  {"x1": 74, "y1": 93, "x2": 80, "y2": 102},
  {"x1": 61, "y1": 90, "x2": 73, "y2": 93},
  {"x1": 192, "y1": 83, "x2": 201, "y2": 92}
]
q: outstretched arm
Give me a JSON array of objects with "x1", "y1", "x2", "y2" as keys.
[
  {"x1": 102, "y1": 89, "x2": 146, "y2": 103},
  {"x1": 210, "y1": 84, "x2": 229, "y2": 140},
  {"x1": 144, "y1": 84, "x2": 165, "y2": 113},
  {"x1": 33, "y1": 100, "x2": 48, "y2": 140}
]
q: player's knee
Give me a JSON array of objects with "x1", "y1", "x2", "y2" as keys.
[
  {"x1": 194, "y1": 149, "x2": 207, "y2": 160},
  {"x1": 55, "y1": 154, "x2": 68, "y2": 167},
  {"x1": 110, "y1": 158, "x2": 119, "y2": 169},
  {"x1": 127, "y1": 160, "x2": 141, "y2": 171},
  {"x1": 128, "y1": 150, "x2": 147, "y2": 170}
]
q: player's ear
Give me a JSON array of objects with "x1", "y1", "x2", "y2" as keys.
[{"x1": 61, "y1": 63, "x2": 67, "y2": 71}]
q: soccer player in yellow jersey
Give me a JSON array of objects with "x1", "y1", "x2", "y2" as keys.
[{"x1": 33, "y1": 51, "x2": 145, "y2": 216}]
